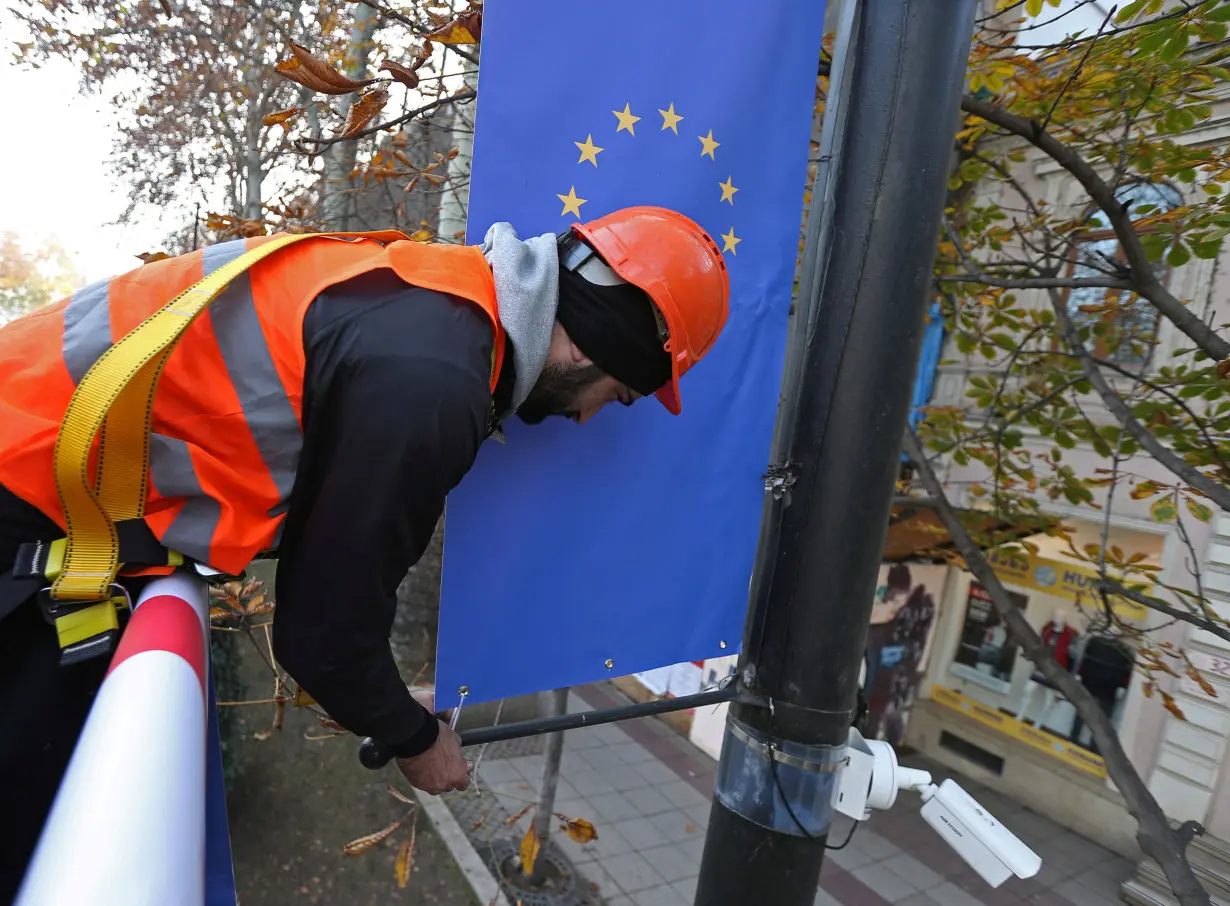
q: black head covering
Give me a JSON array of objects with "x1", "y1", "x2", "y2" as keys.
[{"x1": 555, "y1": 262, "x2": 671, "y2": 398}]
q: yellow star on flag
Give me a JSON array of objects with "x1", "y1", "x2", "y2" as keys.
[
  {"x1": 575, "y1": 134, "x2": 604, "y2": 166},
  {"x1": 721, "y1": 226, "x2": 741, "y2": 255},
  {"x1": 699, "y1": 129, "x2": 720, "y2": 160},
  {"x1": 719, "y1": 176, "x2": 738, "y2": 205},
  {"x1": 558, "y1": 186, "x2": 587, "y2": 218},
  {"x1": 659, "y1": 103, "x2": 684, "y2": 134},
  {"x1": 613, "y1": 103, "x2": 641, "y2": 135}
]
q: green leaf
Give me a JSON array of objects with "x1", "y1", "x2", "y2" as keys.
[
  {"x1": 1208, "y1": 4, "x2": 1230, "y2": 22},
  {"x1": 1151, "y1": 498, "x2": 1178, "y2": 522},
  {"x1": 1168, "y1": 242, "x2": 1192, "y2": 267},
  {"x1": 1141, "y1": 233, "x2": 1169, "y2": 261},
  {"x1": 1205, "y1": 22, "x2": 1229, "y2": 42},
  {"x1": 1116, "y1": 0, "x2": 1147, "y2": 21},
  {"x1": 1187, "y1": 498, "x2": 1214, "y2": 523},
  {"x1": 1193, "y1": 239, "x2": 1223, "y2": 260},
  {"x1": 1055, "y1": 430, "x2": 1076, "y2": 449},
  {"x1": 1160, "y1": 30, "x2": 1190, "y2": 61},
  {"x1": 1025, "y1": 0, "x2": 1044, "y2": 16},
  {"x1": 990, "y1": 332, "x2": 1016, "y2": 349},
  {"x1": 956, "y1": 333, "x2": 976, "y2": 354}
]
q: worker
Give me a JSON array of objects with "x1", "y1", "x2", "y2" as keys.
[{"x1": 0, "y1": 206, "x2": 728, "y2": 896}]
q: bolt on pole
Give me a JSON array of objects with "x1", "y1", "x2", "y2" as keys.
[{"x1": 693, "y1": 1, "x2": 977, "y2": 904}]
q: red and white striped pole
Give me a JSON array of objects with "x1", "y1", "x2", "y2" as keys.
[{"x1": 16, "y1": 572, "x2": 210, "y2": 906}]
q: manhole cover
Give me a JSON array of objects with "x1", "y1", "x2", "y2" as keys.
[{"x1": 486, "y1": 838, "x2": 601, "y2": 906}]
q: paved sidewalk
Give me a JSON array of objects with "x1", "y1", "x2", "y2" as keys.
[{"x1": 469, "y1": 683, "x2": 1135, "y2": 906}]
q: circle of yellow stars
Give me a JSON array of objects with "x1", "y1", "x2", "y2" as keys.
[{"x1": 556, "y1": 102, "x2": 741, "y2": 256}]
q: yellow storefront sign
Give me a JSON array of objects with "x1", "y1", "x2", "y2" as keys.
[
  {"x1": 985, "y1": 548, "x2": 1148, "y2": 621},
  {"x1": 931, "y1": 686, "x2": 1108, "y2": 779}
]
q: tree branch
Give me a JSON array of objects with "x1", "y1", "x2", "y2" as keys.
[
  {"x1": 961, "y1": 94, "x2": 1230, "y2": 362},
  {"x1": 902, "y1": 428, "x2": 1209, "y2": 906},
  {"x1": 299, "y1": 89, "x2": 475, "y2": 149},
  {"x1": 941, "y1": 274, "x2": 1132, "y2": 290},
  {"x1": 353, "y1": 0, "x2": 479, "y2": 64},
  {"x1": 1095, "y1": 578, "x2": 1230, "y2": 645},
  {"x1": 1048, "y1": 287, "x2": 1230, "y2": 511}
]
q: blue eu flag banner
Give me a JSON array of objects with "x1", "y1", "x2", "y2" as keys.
[{"x1": 436, "y1": 0, "x2": 825, "y2": 709}]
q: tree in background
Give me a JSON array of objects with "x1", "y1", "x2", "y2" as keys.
[
  {"x1": 0, "y1": 231, "x2": 80, "y2": 324},
  {"x1": 8, "y1": 0, "x2": 476, "y2": 239},
  {"x1": 900, "y1": 1, "x2": 1230, "y2": 903}
]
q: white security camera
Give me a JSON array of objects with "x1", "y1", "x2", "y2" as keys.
[
  {"x1": 918, "y1": 778, "x2": 1040, "y2": 887},
  {"x1": 835, "y1": 729, "x2": 1040, "y2": 888}
]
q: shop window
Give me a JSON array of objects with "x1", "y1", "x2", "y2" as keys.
[{"x1": 1064, "y1": 182, "x2": 1181, "y2": 370}]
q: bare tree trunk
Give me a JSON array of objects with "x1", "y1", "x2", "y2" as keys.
[
  {"x1": 319, "y1": 2, "x2": 380, "y2": 230},
  {"x1": 436, "y1": 51, "x2": 477, "y2": 244},
  {"x1": 902, "y1": 428, "x2": 1210, "y2": 906}
]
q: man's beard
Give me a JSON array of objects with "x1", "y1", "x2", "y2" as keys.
[{"x1": 517, "y1": 362, "x2": 605, "y2": 424}]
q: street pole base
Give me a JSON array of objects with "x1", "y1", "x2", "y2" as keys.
[{"x1": 694, "y1": 798, "x2": 826, "y2": 906}]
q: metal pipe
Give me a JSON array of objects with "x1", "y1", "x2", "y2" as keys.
[
  {"x1": 17, "y1": 573, "x2": 211, "y2": 906},
  {"x1": 695, "y1": 1, "x2": 977, "y2": 903},
  {"x1": 529, "y1": 688, "x2": 570, "y2": 883},
  {"x1": 359, "y1": 684, "x2": 738, "y2": 768}
]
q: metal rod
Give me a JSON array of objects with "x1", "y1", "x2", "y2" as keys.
[
  {"x1": 358, "y1": 685, "x2": 738, "y2": 769},
  {"x1": 529, "y1": 688, "x2": 569, "y2": 883},
  {"x1": 695, "y1": 1, "x2": 978, "y2": 903}
]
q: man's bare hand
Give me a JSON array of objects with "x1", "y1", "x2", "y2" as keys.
[
  {"x1": 396, "y1": 721, "x2": 470, "y2": 795},
  {"x1": 408, "y1": 685, "x2": 455, "y2": 726}
]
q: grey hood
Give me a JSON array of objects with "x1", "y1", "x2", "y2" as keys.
[{"x1": 479, "y1": 222, "x2": 560, "y2": 417}]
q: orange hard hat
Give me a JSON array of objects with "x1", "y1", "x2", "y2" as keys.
[{"x1": 572, "y1": 206, "x2": 730, "y2": 415}]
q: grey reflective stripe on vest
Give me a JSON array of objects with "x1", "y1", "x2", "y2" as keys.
[
  {"x1": 132, "y1": 239, "x2": 303, "y2": 565},
  {"x1": 149, "y1": 433, "x2": 219, "y2": 565},
  {"x1": 204, "y1": 240, "x2": 303, "y2": 509},
  {"x1": 62, "y1": 278, "x2": 113, "y2": 384}
]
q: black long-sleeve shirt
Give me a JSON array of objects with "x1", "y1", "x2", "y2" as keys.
[{"x1": 0, "y1": 267, "x2": 512, "y2": 757}]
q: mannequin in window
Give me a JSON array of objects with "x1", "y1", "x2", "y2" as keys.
[{"x1": 1015, "y1": 606, "x2": 1078, "y2": 728}]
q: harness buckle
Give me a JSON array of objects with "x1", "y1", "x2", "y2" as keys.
[{"x1": 38, "y1": 585, "x2": 132, "y2": 666}]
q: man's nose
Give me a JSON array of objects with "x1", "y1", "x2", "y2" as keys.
[{"x1": 574, "y1": 405, "x2": 602, "y2": 425}]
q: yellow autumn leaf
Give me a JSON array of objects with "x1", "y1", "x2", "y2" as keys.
[
  {"x1": 342, "y1": 819, "x2": 402, "y2": 856},
  {"x1": 395, "y1": 825, "x2": 415, "y2": 888},
  {"x1": 520, "y1": 826, "x2": 541, "y2": 876},
  {"x1": 561, "y1": 817, "x2": 599, "y2": 844}
]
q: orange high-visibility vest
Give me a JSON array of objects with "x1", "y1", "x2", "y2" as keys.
[{"x1": 0, "y1": 234, "x2": 505, "y2": 575}]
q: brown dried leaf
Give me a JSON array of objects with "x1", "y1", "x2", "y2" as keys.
[
  {"x1": 519, "y1": 826, "x2": 540, "y2": 876},
  {"x1": 427, "y1": 10, "x2": 481, "y2": 43},
  {"x1": 505, "y1": 804, "x2": 532, "y2": 826},
  {"x1": 317, "y1": 715, "x2": 345, "y2": 732},
  {"x1": 342, "y1": 818, "x2": 403, "y2": 856},
  {"x1": 294, "y1": 686, "x2": 318, "y2": 708},
  {"x1": 1161, "y1": 691, "x2": 1187, "y2": 721},
  {"x1": 263, "y1": 106, "x2": 302, "y2": 128},
  {"x1": 380, "y1": 60, "x2": 420, "y2": 90},
  {"x1": 472, "y1": 814, "x2": 488, "y2": 831},
  {"x1": 393, "y1": 149, "x2": 413, "y2": 167},
  {"x1": 403, "y1": 176, "x2": 421, "y2": 194},
  {"x1": 244, "y1": 592, "x2": 268, "y2": 614},
  {"x1": 336, "y1": 86, "x2": 389, "y2": 139},
  {"x1": 276, "y1": 43, "x2": 375, "y2": 95},
  {"x1": 561, "y1": 818, "x2": 598, "y2": 844},
  {"x1": 395, "y1": 825, "x2": 416, "y2": 888},
  {"x1": 386, "y1": 785, "x2": 415, "y2": 806},
  {"x1": 1188, "y1": 664, "x2": 1218, "y2": 698},
  {"x1": 136, "y1": 251, "x2": 171, "y2": 263},
  {"x1": 1218, "y1": 358, "x2": 1230, "y2": 380},
  {"x1": 209, "y1": 606, "x2": 234, "y2": 621}
]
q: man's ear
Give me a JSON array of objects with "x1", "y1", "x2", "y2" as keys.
[{"x1": 551, "y1": 321, "x2": 593, "y2": 366}]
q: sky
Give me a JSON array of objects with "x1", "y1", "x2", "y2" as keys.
[{"x1": 0, "y1": 25, "x2": 168, "y2": 284}]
